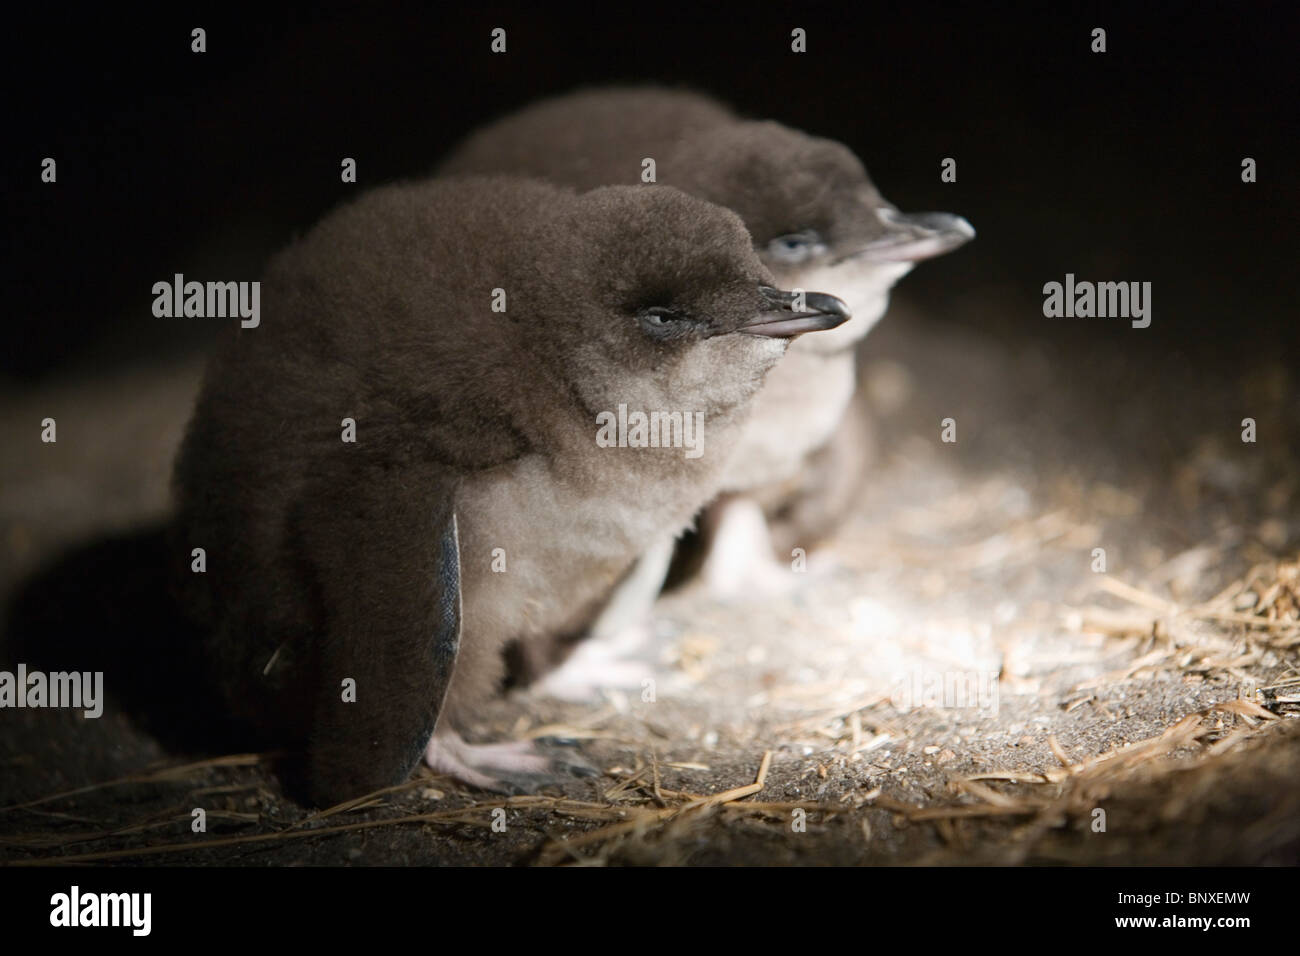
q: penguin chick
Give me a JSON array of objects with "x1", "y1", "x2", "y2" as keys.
[{"x1": 171, "y1": 175, "x2": 849, "y2": 804}]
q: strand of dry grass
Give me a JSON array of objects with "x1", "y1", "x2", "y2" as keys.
[
  {"x1": 3, "y1": 788, "x2": 649, "y2": 866},
  {"x1": 536, "y1": 750, "x2": 783, "y2": 864},
  {"x1": 878, "y1": 699, "x2": 1286, "y2": 845},
  {"x1": 1067, "y1": 560, "x2": 1300, "y2": 696},
  {"x1": 0, "y1": 753, "x2": 272, "y2": 814},
  {"x1": 1, "y1": 807, "x2": 262, "y2": 849},
  {"x1": 4, "y1": 749, "x2": 837, "y2": 866},
  {"x1": 1086, "y1": 564, "x2": 1300, "y2": 641},
  {"x1": 3, "y1": 807, "x2": 503, "y2": 866}
]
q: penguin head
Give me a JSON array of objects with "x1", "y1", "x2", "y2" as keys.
[
  {"x1": 531, "y1": 185, "x2": 850, "y2": 430},
  {"x1": 666, "y1": 121, "x2": 974, "y2": 353}
]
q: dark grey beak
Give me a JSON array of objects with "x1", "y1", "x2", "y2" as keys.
[
  {"x1": 741, "y1": 287, "x2": 852, "y2": 338},
  {"x1": 850, "y1": 209, "x2": 976, "y2": 264}
]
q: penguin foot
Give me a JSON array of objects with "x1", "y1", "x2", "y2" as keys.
[
  {"x1": 533, "y1": 621, "x2": 659, "y2": 702},
  {"x1": 531, "y1": 536, "x2": 674, "y2": 701},
  {"x1": 701, "y1": 497, "x2": 804, "y2": 601},
  {"x1": 424, "y1": 729, "x2": 600, "y2": 794}
]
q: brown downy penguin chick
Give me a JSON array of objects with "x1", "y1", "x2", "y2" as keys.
[
  {"x1": 170, "y1": 175, "x2": 849, "y2": 803},
  {"x1": 440, "y1": 86, "x2": 973, "y2": 688}
]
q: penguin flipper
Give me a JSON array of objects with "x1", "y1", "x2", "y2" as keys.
[{"x1": 297, "y1": 461, "x2": 461, "y2": 806}]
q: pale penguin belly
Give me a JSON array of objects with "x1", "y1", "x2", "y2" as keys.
[
  {"x1": 455, "y1": 454, "x2": 706, "y2": 644},
  {"x1": 718, "y1": 348, "x2": 857, "y2": 492},
  {"x1": 716, "y1": 259, "x2": 911, "y2": 492}
]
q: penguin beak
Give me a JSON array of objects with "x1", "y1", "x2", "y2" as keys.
[
  {"x1": 846, "y1": 209, "x2": 975, "y2": 264},
  {"x1": 741, "y1": 287, "x2": 852, "y2": 338}
]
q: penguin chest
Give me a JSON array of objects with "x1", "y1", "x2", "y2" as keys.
[
  {"x1": 455, "y1": 456, "x2": 697, "y2": 638},
  {"x1": 720, "y1": 348, "x2": 857, "y2": 491}
]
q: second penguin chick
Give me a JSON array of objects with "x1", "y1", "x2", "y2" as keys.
[{"x1": 171, "y1": 176, "x2": 849, "y2": 803}]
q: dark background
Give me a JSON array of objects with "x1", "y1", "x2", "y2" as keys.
[{"x1": 2, "y1": 1, "x2": 1295, "y2": 381}]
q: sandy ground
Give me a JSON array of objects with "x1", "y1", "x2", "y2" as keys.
[{"x1": 1, "y1": 296, "x2": 1297, "y2": 866}]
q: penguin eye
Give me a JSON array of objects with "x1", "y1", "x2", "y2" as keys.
[
  {"x1": 636, "y1": 306, "x2": 696, "y2": 341},
  {"x1": 766, "y1": 230, "x2": 826, "y2": 265}
]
